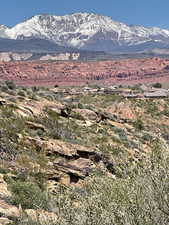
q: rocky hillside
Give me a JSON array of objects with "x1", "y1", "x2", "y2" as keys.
[
  {"x1": 0, "y1": 57, "x2": 169, "y2": 86},
  {"x1": 0, "y1": 82, "x2": 169, "y2": 224},
  {"x1": 2, "y1": 13, "x2": 169, "y2": 52}
]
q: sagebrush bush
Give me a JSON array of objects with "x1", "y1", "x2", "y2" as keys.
[{"x1": 9, "y1": 181, "x2": 49, "y2": 210}]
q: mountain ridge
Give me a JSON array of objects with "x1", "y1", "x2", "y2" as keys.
[{"x1": 1, "y1": 12, "x2": 169, "y2": 52}]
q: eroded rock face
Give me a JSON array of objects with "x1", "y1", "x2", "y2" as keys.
[
  {"x1": 23, "y1": 136, "x2": 113, "y2": 187},
  {"x1": 0, "y1": 174, "x2": 11, "y2": 199},
  {"x1": 0, "y1": 57, "x2": 168, "y2": 86}
]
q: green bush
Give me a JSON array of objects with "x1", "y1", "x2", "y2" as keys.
[
  {"x1": 152, "y1": 82, "x2": 162, "y2": 88},
  {"x1": 17, "y1": 90, "x2": 26, "y2": 97},
  {"x1": 133, "y1": 118, "x2": 144, "y2": 130},
  {"x1": 10, "y1": 181, "x2": 48, "y2": 210},
  {"x1": 5, "y1": 80, "x2": 16, "y2": 90}
]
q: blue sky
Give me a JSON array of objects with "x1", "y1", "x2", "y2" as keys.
[{"x1": 1, "y1": 0, "x2": 169, "y2": 29}]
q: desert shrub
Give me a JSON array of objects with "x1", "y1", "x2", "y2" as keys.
[
  {"x1": 133, "y1": 118, "x2": 144, "y2": 130},
  {"x1": 77, "y1": 103, "x2": 84, "y2": 109},
  {"x1": 44, "y1": 94, "x2": 56, "y2": 101},
  {"x1": 32, "y1": 86, "x2": 39, "y2": 92},
  {"x1": 0, "y1": 111, "x2": 26, "y2": 141},
  {"x1": 0, "y1": 140, "x2": 18, "y2": 161},
  {"x1": 7, "y1": 97, "x2": 17, "y2": 103},
  {"x1": 35, "y1": 113, "x2": 80, "y2": 141},
  {"x1": 112, "y1": 127, "x2": 128, "y2": 140},
  {"x1": 0, "y1": 85, "x2": 8, "y2": 92},
  {"x1": 9, "y1": 181, "x2": 48, "y2": 210},
  {"x1": 70, "y1": 111, "x2": 85, "y2": 121},
  {"x1": 5, "y1": 89, "x2": 17, "y2": 96},
  {"x1": 17, "y1": 90, "x2": 26, "y2": 97},
  {"x1": 141, "y1": 131, "x2": 154, "y2": 143},
  {"x1": 0, "y1": 167, "x2": 10, "y2": 174},
  {"x1": 5, "y1": 80, "x2": 16, "y2": 90},
  {"x1": 30, "y1": 94, "x2": 39, "y2": 101},
  {"x1": 153, "y1": 82, "x2": 162, "y2": 88}
]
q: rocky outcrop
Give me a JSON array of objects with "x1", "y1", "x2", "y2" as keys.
[
  {"x1": 16, "y1": 99, "x2": 64, "y2": 117},
  {"x1": 0, "y1": 174, "x2": 11, "y2": 199},
  {"x1": 0, "y1": 174, "x2": 20, "y2": 222},
  {"x1": 23, "y1": 136, "x2": 114, "y2": 186}
]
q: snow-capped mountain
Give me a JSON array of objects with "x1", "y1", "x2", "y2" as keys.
[
  {"x1": 2, "y1": 13, "x2": 169, "y2": 52},
  {"x1": 0, "y1": 25, "x2": 8, "y2": 38}
]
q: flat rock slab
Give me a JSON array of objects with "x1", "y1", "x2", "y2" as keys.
[{"x1": 54, "y1": 158, "x2": 94, "y2": 178}]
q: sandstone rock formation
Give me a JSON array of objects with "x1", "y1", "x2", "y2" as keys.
[{"x1": 0, "y1": 57, "x2": 168, "y2": 86}]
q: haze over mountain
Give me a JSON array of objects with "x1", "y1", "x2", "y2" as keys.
[{"x1": 1, "y1": 12, "x2": 169, "y2": 53}]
